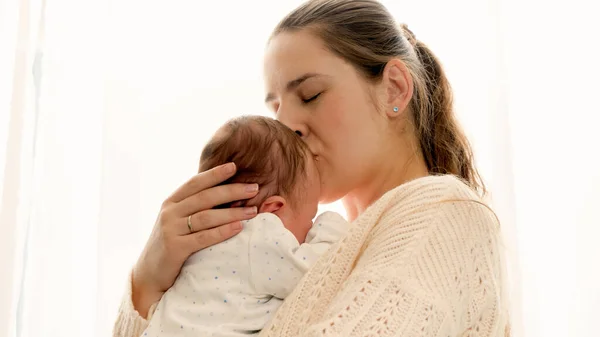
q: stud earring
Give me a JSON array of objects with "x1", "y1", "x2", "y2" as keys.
[{"x1": 393, "y1": 107, "x2": 399, "y2": 112}]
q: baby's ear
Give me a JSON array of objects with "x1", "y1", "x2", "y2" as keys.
[{"x1": 259, "y1": 196, "x2": 286, "y2": 214}]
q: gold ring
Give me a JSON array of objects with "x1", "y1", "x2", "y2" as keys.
[{"x1": 187, "y1": 215, "x2": 193, "y2": 233}]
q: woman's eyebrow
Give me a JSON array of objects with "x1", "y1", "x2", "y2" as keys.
[{"x1": 265, "y1": 73, "x2": 326, "y2": 103}]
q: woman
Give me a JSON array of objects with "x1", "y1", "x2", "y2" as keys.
[{"x1": 114, "y1": 0, "x2": 509, "y2": 336}]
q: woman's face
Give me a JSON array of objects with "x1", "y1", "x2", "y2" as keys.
[{"x1": 264, "y1": 30, "x2": 390, "y2": 203}]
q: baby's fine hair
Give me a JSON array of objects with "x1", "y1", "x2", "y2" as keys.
[{"x1": 199, "y1": 116, "x2": 309, "y2": 207}]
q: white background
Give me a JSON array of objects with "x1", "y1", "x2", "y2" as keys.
[{"x1": 1, "y1": 0, "x2": 599, "y2": 336}]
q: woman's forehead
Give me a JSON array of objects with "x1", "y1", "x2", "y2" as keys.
[{"x1": 263, "y1": 30, "x2": 343, "y2": 86}]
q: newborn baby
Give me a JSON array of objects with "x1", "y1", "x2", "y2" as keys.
[{"x1": 141, "y1": 116, "x2": 348, "y2": 337}]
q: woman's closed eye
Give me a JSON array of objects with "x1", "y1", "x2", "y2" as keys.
[{"x1": 302, "y1": 92, "x2": 321, "y2": 104}]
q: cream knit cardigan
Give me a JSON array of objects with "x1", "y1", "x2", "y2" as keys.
[{"x1": 113, "y1": 175, "x2": 509, "y2": 337}]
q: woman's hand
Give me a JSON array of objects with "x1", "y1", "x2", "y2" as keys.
[{"x1": 131, "y1": 163, "x2": 259, "y2": 317}]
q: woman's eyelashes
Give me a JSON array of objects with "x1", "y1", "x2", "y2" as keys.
[{"x1": 302, "y1": 92, "x2": 321, "y2": 104}]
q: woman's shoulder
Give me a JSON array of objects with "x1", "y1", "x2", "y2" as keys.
[
  {"x1": 394, "y1": 175, "x2": 496, "y2": 228},
  {"x1": 361, "y1": 174, "x2": 502, "y2": 281},
  {"x1": 365, "y1": 174, "x2": 484, "y2": 220},
  {"x1": 364, "y1": 175, "x2": 499, "y2": 249},
  {"x1": 390, "y1": 174, "x2": 480, "y2": 202}
]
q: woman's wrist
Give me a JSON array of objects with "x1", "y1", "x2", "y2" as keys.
[{"x1": 131, "y1": 268, "x2": 162, "y2": 319}]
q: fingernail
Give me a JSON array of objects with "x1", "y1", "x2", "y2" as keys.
[
  {"x1": 245, "y1": 206, "x2": 257, "y2": 215},
  {"x1": 225, "y1": 162, "x2": 236, "y2": 174},
  {"x1": 232, "y1": 221, "x2": 243, "y2": 231},
  {"x1": 245, "y1": 184, "x2": 259, "y2": 193}
]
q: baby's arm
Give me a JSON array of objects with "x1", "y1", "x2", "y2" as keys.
[
  {"x1": 248, "y1": 212, "x2": 349, "y2": 299},
  {"x1": 304, "y1": 211, "x2": 349, "y2": 250}
]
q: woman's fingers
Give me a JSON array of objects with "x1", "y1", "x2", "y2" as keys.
[
  {"x1": 167, "y1": 163, "x2": 237, "y2": 203},
  {"x1": 172, "y1": 183, "x2": 259, "y2": 218},
  {"x1": 177, "y1": 206, "x2": 257, "y2": 235},
  {"x1": 184, "y1": 222, "x2": 244, "y2": 253}
]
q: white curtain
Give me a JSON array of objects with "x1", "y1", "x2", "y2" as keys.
[{"x1": 1, "y1": 0, "x2": 598, "y2": 336}]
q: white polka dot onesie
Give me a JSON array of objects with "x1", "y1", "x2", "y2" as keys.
[{"x1": 141, "y1": 211, "x2": 348, "y2": 337}]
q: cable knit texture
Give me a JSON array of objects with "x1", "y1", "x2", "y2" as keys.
[
  {"x1": 112, "y1": 273, "x2": 154, "y2": 337},
  {"x1": 113, "y1": 175, "x2": 509, "y2": 337}
]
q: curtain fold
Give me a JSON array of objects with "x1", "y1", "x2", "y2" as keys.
[
  {"x1": 0, "y1": 0, "x2": 35, "y2": 335},
  {"x1": 1, "y1": 0, "x2": 106, "y2": 336}
]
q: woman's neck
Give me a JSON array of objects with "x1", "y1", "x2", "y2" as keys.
[{"x1": 342, "y1": 152, "x2": 429, "y2": 222}]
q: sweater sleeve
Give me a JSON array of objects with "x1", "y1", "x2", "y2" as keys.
[
  {"x1": 112, "y1": 272, "x2": 156, "y2": 337},
  {"x1": 271, "y1": 200, "x2": 505, "y2": 337},
  {"x1": 302, "y1": 268, "x2": 450, "y2": 337}
]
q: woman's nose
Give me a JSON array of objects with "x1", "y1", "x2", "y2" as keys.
[
  {"x1": 277, "y1": 107, "x2": 309, "y2": 138},
  {"x1": 285, "y1": 123, "x2": 308, "y2": 139},
  {"x1": 293, "y1": 126, "x2": 308, "y2": 138}
]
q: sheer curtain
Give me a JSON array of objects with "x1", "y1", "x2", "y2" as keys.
[{"x1": 0, "y1": 0, "x2": 598, "y2": 336}]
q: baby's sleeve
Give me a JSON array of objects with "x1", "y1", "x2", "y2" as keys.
[
  {"x1": 248, "y1": 212, "x2": 349, "y2": 299},
  {"x1": 248, "y1": 213, "x2": 307, "y2": 299},
  {"x1": 304, "y1": 211, "x2": 349, "y2": 247}
]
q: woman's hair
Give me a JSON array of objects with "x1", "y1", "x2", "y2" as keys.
[{"x1": 272, "y1": 0, "x2": 485, "y2": 195}]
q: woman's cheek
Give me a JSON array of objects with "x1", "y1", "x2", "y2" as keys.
[
  {"x1": 315, "y1": 160, "x2": 332, "y2": 195},
  {"x1": 314, "y1": 158, "x2": 326, "y2": 182}
]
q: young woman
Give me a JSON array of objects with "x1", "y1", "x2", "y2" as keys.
[{"x1": 114, "y1": 1, "x2": 509, "y2": 336}]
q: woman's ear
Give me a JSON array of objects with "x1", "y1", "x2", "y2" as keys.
[
  {"x1": 259, "y1": 196, "x2": 286, "y2": 214},
  {"x1": 383, "y1": 58, "x2": 414, "y2": 118}
]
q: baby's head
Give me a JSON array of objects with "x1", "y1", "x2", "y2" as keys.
[{"x1": 199, "y1": 116, "x2": 320, "y2": 243}]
